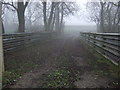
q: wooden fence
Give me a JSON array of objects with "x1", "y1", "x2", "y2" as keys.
[
  {"x1": 80, "y1": 32, "x2": 120, "y2": 65},
  {"x1": 2, "y1": 32, "x2": 57, "y2": 52}
]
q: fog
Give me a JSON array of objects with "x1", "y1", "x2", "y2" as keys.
[
  {"x1": 1, "y1": 1, "x2": 119, "y2": 89},
  {"x1": 64, "y1": 25, "x2": 97, "y2": 37},
  {"x1": 2, "y1": 1, "x2": 97, "y2": 34},
  {"x1": 3, "y1": 0, "x2": 118, "y2": 35},
  {"x1": 64, "y1": 1, "x2": 97, "y2": 37}
]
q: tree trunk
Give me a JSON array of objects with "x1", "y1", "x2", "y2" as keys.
[
  {"x1": 51, "y1": 13, "x2": 55, "y2": 31},
  {"x1": 2, "y1": 21, "x2": 4, "y2": 33},
  {"x1": 97, "y1": 23, "x2": 100, "y2": 32},
  {"x1": 48, "y1": 2, "x2": 55, "y2": 31},
  {"x1": 108, "y1": 7, "x2": 112, "y2": 32},
  {"x1": 17, "y1": 11, "x2": 25, "y2": 32},
  {"x1": 17, "y1": 2, "x2": 25, "y2": 32},
  {"x1": 55, "y1": 4, "x2": 60, "y2": 31},
  {"x1": 60, "y1": 2, "x2": 64, "y2": 32},
  {"x1": 42, "y1": 2, "x2": 47, "y2": 31},
  {"x1": 100, "y1": 2, "x2": 105, "y2": 33}
]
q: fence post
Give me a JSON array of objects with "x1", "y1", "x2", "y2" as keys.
[
  {"x1": 88, "y1": 33, "x2": 90, "y2": 44},
  {"x1": 102, "y1": 35, "x2": 106, "y2": 55},
  {"x1": 0, "y1": 1, "x2": 4, "y2": 72},
  {"x1": 85, "y1": 34, "x2": 87, "y2": 42},
  {"x1": 93, "y1": 34, "x2": 96, "y2": 48},
  {"x1": 0, "y1": 1, "x2": 4, "y2": 89}
]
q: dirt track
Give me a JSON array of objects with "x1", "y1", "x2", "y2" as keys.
[{"x1": 4, "y1": 34, "x2": 118, "y2": 88}]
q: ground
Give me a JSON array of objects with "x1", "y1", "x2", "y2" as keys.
[{"x1": 2, "y1": 34, "x2": 119, "y2": 88}]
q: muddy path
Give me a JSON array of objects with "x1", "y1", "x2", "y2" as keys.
[{"x1": 3, "y1": 35, "x2": 118, "y2": 88}]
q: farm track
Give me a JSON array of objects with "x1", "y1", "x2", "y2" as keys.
[{"x1": 4, "y1": 34, "x2": 118, "y2": 88}]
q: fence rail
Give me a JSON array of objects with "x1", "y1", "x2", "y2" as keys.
[
  {"x1": 80, "y1": 32, "x2": 120, "y2": 65},
  {"x1": 2, "y1": 32, "x2": 58, "y2": 52}
]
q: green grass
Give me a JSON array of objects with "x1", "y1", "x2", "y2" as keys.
[
  {"x1": 89, "y1": 45, "x2": 118, "y2": 78},
  {"x1": 41, "y1": 69, "x2": 72, "y2": 88},
  {"x1": 2, "y1": 71, "x2": 21, "y2": 88},
  {"x1": 92, "y1": 52, "x2": 119, "y2": 87},
  {"x1": 39, "y1": 55, "x2": 77, "y2": 88},
  {"x1": 80, "y1": 39, "x2": 119, "y2": 87},
  {"x1": 2, "y1": 60, "x2": 37, "y2": 88},
  {"x1": 2, "y1": 36, "x2": 57, "y2": 88}
]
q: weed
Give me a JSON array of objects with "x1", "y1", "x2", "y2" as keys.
[
  {"x1": 2, "y1": 71, "x2": 21, "y2": 88},
  {"x1": 40, "y1": 55, "x2": 77, "y2": 88}
]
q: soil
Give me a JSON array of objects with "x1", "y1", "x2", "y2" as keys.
[{"x1": 3, "y1": 34, "x2": 118, "y2": 88}]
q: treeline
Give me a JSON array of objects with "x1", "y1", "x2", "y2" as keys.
[
  {"x1": 87, "y1": 1, "x2": 120, "y2": 33},
  {"x1": 1, "y1": 0, "x2": 77, "y2": 33}
]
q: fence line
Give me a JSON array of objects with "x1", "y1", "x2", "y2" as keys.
[
  {"x1": 80, "y1": 32, "x2": 120, "y2": 65},
  {"x1": 2, "y1": 32, "x2": 58, "y2": 52}
]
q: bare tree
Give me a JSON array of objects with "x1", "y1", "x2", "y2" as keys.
[
  {"x1": 42, "y1": 1, "x2": 47, "y2": 31},
  {"x1": 55, "y1": 2, "x2": 60, "y2": 31},
  {"x1": 2, "y1": 0, "x2": 30, "y2": 32},
  {"x1": 99, "y1": 2, "x2": 106, "y2": 32},
  {"x1": 86, "y1": 2, "x2": 100, "y2": 32},
  {"x1": 59, "y1": 2, "x2": 64, "y2": 31},
  {"x1": 87, "y1": 1, "x2": 119, "y2": 33},
  {"x1": 54, "y1": 2, "x2": 78, "y2": 32},
  {"x1": 42, "y1": 1, "x2": 77, "y2": 32},
  {"x1": 25, "y1": 2, "x2": 42, "y2": 32},
  {"x1": 1, "y1": 4, "x2": 6, "y2": 33},
  {"x1": 111, "y1": 1, "x2": 120, "y2": 32}
]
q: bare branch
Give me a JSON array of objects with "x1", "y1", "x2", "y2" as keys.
[
  {"x1": 110, "y1": 2, "x2": 118, "y2": 6},
  {"x1": 2, "y1": 2, "x2": 17, "y2": 10},
  {"x1": 24, "y1": 0, "x2": 30, "y2": 8},
  {"x1": 64, "y1": 3, "x2": 74, "y2": 15}
]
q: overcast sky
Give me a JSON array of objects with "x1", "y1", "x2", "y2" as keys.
[{"x1": 65, "y1": 1, "x2": 96, "y2": 25}]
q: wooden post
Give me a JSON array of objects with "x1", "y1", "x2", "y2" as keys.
[
  {"x1": 0, "y1": 1, "x2": 4, "y2": 89},
  {"x1": 93, "y1": 34, "x2": 96, "y2": 48}
]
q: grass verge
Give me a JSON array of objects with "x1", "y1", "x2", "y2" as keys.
[
  {"x1": 39, "y1": 55, "x2": 79, "y2": 88},
  {"x1": 2, "y1": 37, "x2": 59, "y2": 88},
  {"x1": 80, "y1": 39, "x2": 119, "y2": 87}
]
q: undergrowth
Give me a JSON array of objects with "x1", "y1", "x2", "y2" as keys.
[{"x1": 39, "y1": 55, "x2": 78, "y2": 88}]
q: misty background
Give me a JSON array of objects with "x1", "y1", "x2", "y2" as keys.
[
  {"x1": 2, "y1": 1, "x2": 97, "y2": 35},
  {"x1": 2, "y1": 0, "x2": 119, "y2": 35}
]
